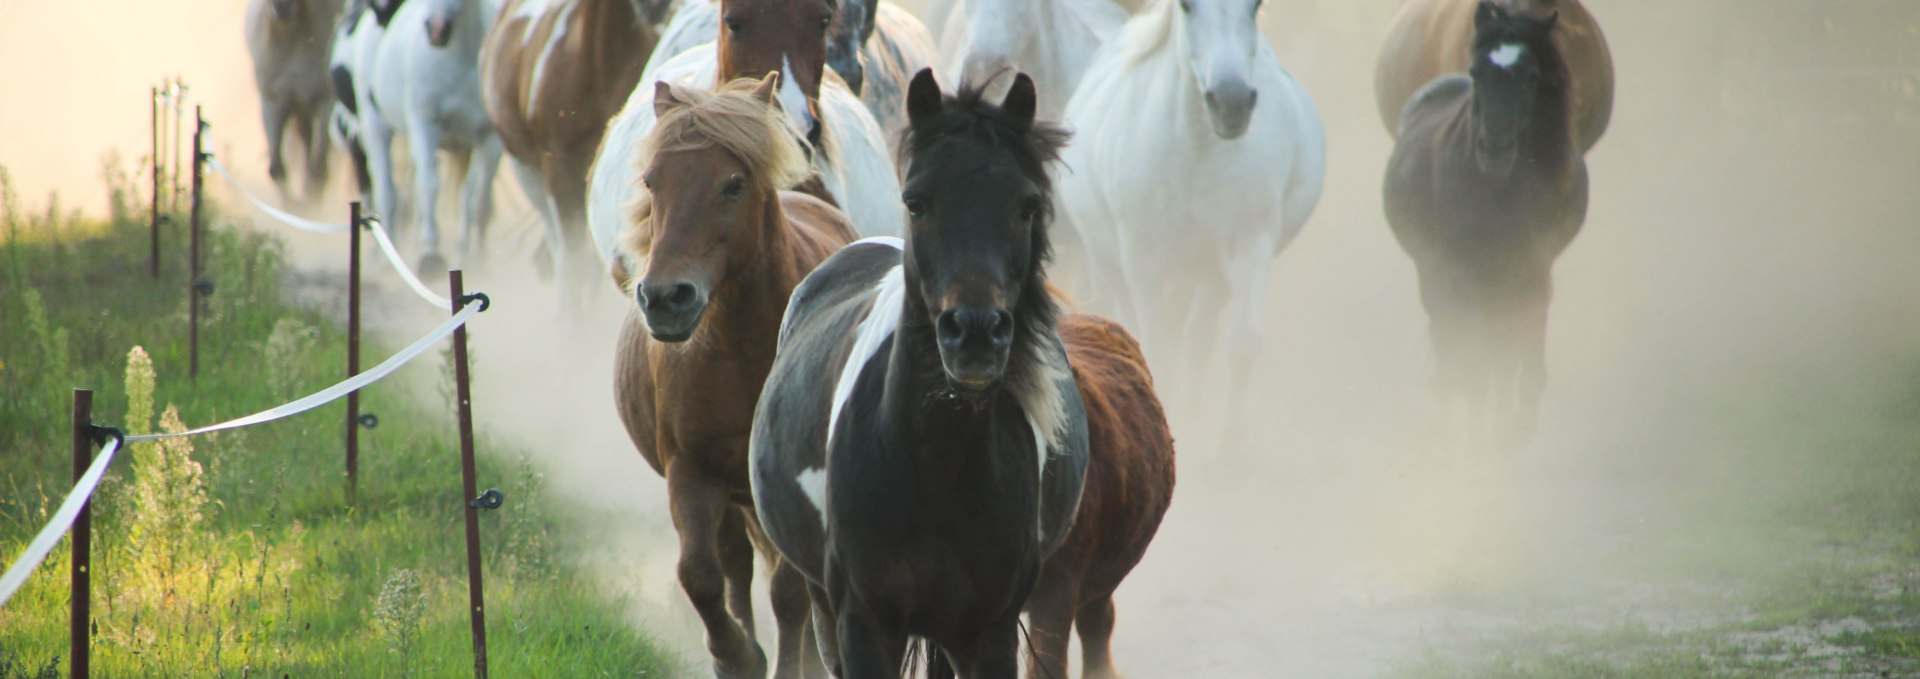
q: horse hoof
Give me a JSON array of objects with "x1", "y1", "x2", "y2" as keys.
[
  {"x1": 418, "y1": 253, "x2": 449, "y2": 281},
  {"x1": 712, "y1": 644, "x2": 768, "y2": 679}
]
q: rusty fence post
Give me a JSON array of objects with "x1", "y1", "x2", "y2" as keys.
[
  {"x1": 346, "y1": 202, "x2": 364, "y2": 502},
  {"x1": 150, "y1": 87, "x2": 161, "y2": 279},
  {"x1": 188, "y1": 106, "x2": 205, "y2": 380},
  {"x1": 448, "y1": 270, "x2": 490, "y2": 679},
  {"x1": 69, "y1": 389, "x2": 93, "y2": 679}
]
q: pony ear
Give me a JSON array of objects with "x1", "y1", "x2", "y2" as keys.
[
  {"x1": 1535, "y1": 10, "x2": 1559, "y2": 33},
  {"x1": 752, "y1": 71, "x2": 782, "y2": 106},
  {"x1": 1474, "y1": 0, "x2": 1506, "y2": 31},
  {"x1": 906, "y1": 68, "x2": 943, "y2": 127},
  {"x1": 654, "y1": 81, "x2": 685, "y2": 116},
  {"x1": 1003, "y1": 73, "x2": 1038, "y2": 130}
]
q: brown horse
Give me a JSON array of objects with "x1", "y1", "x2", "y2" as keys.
[
  {"x1": 1027, "y1": 314, "x2": 1176, "y2": 679},
  {"x1": 481, "y1": 0, "x2": 658, "y2": 292},
  {"x1": 1383, "y1": 2, "x2": 1588, "y2": 450},
  {"x1": 1374, "y1": 0, "x2": 1612, "y2": 151},
  {"x1": 612, "y1": 74, "x2": 855, "y2": 679},
  {"x1": 245, "y1": 0, "x2": 341, "y2": 199}
]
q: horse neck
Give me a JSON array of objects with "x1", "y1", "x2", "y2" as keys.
[
  {"x1": 705, "y1": 188, "x2": 803, "y2": 349},
  {"x1": 580, "y1": 0, "x2": 643, "y2": 70}
]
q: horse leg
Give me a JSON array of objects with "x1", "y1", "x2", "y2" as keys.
[
  {"x1": 407, "y1": 123, "x2": 446, "y2": 274},
  {"x1": 363, "y1": 119, "x2": 401, "y2": 237},
  {"x1": 833, "y1": 599, "x2": 905, "y2": 679},
  {"x1": 546, "y1": 153, "x2": 595, "y2": 314},
  {"x1": 768, "y1": 558, "x2": 817, "y2": 679},
  {"x1": 1219, "y1": 238, "x2": 1275, "y2": 454},
  {"x1": 509, "y1": 158, "x2": 561, "y2": 280},
  {"x1": 1022, "y1": 569, "x2": 1079, "y2": 679},
  {"x1": 1506, "y1": 276, "x2": 1553, "y2": 449},
  {"x1": 946, "y1": 615, "x2": 1020, "y2": 679},
  {"x1": 669, "y1": 469, "x2": 768, "y2": 679},
  {"x1": 717, "y1": 508, "x2": 758, "y2": 643},
  {"x1": 461, "y1": 135, "x2": 504, "y2": 264},
  {"x1": 1077, "y1": 596, "x2": 1124, "y2": 679},
  {"x1": 301, "y1": 107, "x2": 332, "y2": 200},
  {"x1": 808, "y1": 584, "x2": 844, "y2": 678},
  {"x1": 261, "y1": 98, "x2": 290, "y2": 194}
]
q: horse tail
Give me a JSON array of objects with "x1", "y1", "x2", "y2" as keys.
[{"x1": 903, "y1": 637, "x2": 954, "y2": 679}]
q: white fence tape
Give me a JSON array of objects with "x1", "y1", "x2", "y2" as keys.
[
  {"x1": 204, "y1": 149, "x2": 446, "y2": 311},
  {"x1": 0, "y1": 298, "x2": 484, "y2": 609},
  {"x1": 205, "y1": 156, "x2": 351, "y2": 234},
  {"x1": 365, "y1": 217, "x2": 455, "y2": 310},
  {"x1": 0, "y1": 437, "x2": 121, "y2": 608}
]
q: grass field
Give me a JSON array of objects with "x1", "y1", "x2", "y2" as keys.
[{"x1": 0, "y1": 167, "x2": 679, "y2": 678}]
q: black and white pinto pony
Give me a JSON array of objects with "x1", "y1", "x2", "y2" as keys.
[{"x1": 751, "y1": 70, "x2": 1089, "y2": 678}]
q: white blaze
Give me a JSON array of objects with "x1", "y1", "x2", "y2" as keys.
[
  {"x1": 1489, "y1": 42, "x2": 1524, "y2": 69},
  {"x1": 779, "y1": 56, "x2": 814, "y2": 136}
]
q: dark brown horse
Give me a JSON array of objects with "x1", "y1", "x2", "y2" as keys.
[
  {"x1": 612, "y1": 74, "x2": 855, "y2": 679},
  {"x1": 1027, "y1": 313, "x2": 1176, "y2": 679},
  {"x1": 1383, "y1": 2, "x2": 1588, "y2": 449},
  {"x1": 1374, "y1": 0, "x2": 1612, "y2": 152},
  {"x1": 481, "y1": 0, "x2": 658, "y2": 291}
]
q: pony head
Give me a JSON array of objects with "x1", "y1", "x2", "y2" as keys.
[
  {"x1": 717, "y1": 0, "x2": 836, "y2": 143},
  {"x1": 897, "y1": 69, "x2": 1066, "y2": 390},
  {"x1": 1469, "y1": 0, "x2": 1560, "y2": 176},
  {"x1": 1177, "y1": 0, "x2": 1265, "y2": 140},
  {"x1": 629, "y1": 74, "x2": 810, "y2": 343},
  {"x1": 826, "y1": 0, "x2": 875, "y2": 95}
]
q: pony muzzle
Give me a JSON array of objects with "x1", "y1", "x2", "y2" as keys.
[
  {"x1": 935, "y1": 305, "x2": 1015, "y2": 389},
  {"x1": 426, "y1": 17, "x2": 454, "y2": 47},
  {"x1": 637, "y1": 280, "x2": 709, "y2": 343},
  {"x1": 1202, "y1": 77, "x2": 1258, "y2": 140}
]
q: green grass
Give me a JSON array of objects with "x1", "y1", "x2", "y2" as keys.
[{"x1": 0, "y1": 165, "x2": 679, "y2": 678}]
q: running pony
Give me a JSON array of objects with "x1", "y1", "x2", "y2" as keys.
[
  {"x1": 1057, "y1": 0, "x2": 1325, "y2": 449},
  {"x1": 1383, "y1": 2, "x2": 1589, "y2": 449},
  {"x1": 751, "y1": 70, "x2": 1091, "y2": 678},
  {"x1": 612, "y1": 74, "x2": 855, "y2": 679}
]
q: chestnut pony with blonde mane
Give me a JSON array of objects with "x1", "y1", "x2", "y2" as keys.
[{"x1": 612, "y1": 74, "x2": 856, "y2": 679}]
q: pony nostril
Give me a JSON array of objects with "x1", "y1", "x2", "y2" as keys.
[
  {"x1": 1204, "y1": 91, "x2": 1219, "y2": 109},
  {"x1": 937, "y1": 310, "x2": 965, "y2": 344},
  {"x1": 1248, "y1": 90, "x2": 1259, "y2": 107},
  {"x1": 667, "y1": 283, "x2": 697, "y2": 307},
  {"x1": 989, "y1": 310, "x2": 1014, "y2": 346}
]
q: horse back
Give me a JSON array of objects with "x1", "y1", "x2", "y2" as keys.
[
  {"x1": 1052, "y1": 314, "x2": 1175, "y2": 596},
  {"x1": 753, "y1": 239, "x2": 906, "y2": 580}
]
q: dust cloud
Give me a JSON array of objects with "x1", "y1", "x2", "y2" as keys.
[{"x1": 14, "y1": 0, "x2": 1920, "y2": 676}]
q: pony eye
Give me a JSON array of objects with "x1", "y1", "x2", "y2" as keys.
[
  {"x1": 1179, "y1": 0, "x2": 1191, "y2": 13},
  {"x1": 1020, "y1": 198, "x2": 1043, "y2": 222},
  {"x1": 721, "y1": 176, "x2": 746, "y2": 199},
  {"x1": 724, "y1": 16, "x2": 742, "y2": 33},
  {"x1": 819, "y1": 16, "x2": 832, "y2": 31},
  {"x1": 903, "y1": 196, "x2": 927, "y2": 218}
]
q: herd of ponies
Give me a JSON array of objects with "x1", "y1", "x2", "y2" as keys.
[{"x1": 244, "y1": 0, "x2": 1613, "y2": 675}]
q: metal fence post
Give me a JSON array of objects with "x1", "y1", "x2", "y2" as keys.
[
  {"x1": 188, "y1": 106, "x2": 205, "y2": 380},
  {"x1": 69, "y1": 389, "x2": 93, "y2": 679},
  {"x1": 346, "y1": 202, "x2": 363, "y2": 502},
  {"x1": 448, "y1": 270, "x2": 489, "y2": 679}
]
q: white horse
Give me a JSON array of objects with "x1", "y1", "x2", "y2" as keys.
[
  {"x1": 361, "y1": 0, "x2": 506, "y2": 272},
  {"x1": 585, "y1": 19, "x2": 901, "y2": 284},
  {"x1": 1057, "y1": 0, "x2": 1325, "y2": 448},
  {"x1": 932, "y1": 0, "x2": 1127, "y2": 116}
]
